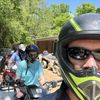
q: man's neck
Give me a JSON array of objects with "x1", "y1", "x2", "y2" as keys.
[{"x1": 66, "y1": 89, "x2": 78, "y2": 100}]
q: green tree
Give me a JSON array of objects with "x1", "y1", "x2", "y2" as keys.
[
  {"x1": 0, "y1": 0, "x2": 21, "y2": 47},
  {"x1": 0, "y1": 0, "x2": 75, "y2": 47},
  {"x1": 48, "y1": 4, "x2": 71, "y2": 36},
  {"x1": 0, "y1": 0, "x2": 46, "y2": 47},
  {"x1": 96, "y1": 8, "x2": 100, "y2": 13},
  {"x1": 76, "y1": 3, "x2": 96, "y2": 15}
]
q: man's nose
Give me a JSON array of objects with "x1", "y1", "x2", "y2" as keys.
[{"x1": 82, "y1": 55, "x2": 98, "y2": 70}]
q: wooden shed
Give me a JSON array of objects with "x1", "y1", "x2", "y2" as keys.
[{"x1": 35, "y1": 37, "x2": 58, "y2": 54}]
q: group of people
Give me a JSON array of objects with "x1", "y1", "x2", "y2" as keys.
[
  {"x1": 0, "y1": 43, "x2": 46, "y2": 100},
  {"x1": 1, "y1": 13, "x2": 100, "y2": 100},
  {"x1": 16, "y1": 13, "x2": 100, "y2": 100}
]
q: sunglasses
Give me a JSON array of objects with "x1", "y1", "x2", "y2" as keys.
[{"x1": 67, "y1": 47, "x2": 100, "y2": 61}]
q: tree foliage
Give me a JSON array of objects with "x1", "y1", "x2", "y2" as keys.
[
  {"x1": 76, "y1": 3, "x2": 96, "y2": 15},
  {"x1": 0, "y1": 0, "x2": 44, "y2": 47},
  {"x1": 96, "y1": 8, "x2": 100, "y2": 13},
  {"x1": 0, "y1": 1, "x2": 97, "y2": 48},
  {"x1": 47, "y1": 3, "x2": 70, "y2": 36}
]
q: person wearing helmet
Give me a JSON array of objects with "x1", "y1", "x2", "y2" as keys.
[
  {"x1": 15, "y1": 44, "x2": 46, "y2": 100},
  {"x1": 8, "y1": 43, "x2": 26, "y2": 68},
  {"x1": 39, "y1": 13, "x2": 100, "y2": 100}
]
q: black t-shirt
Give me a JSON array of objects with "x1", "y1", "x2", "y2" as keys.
[{"x1": 39, "y1": 81, "x2": 70, "y2": 100}]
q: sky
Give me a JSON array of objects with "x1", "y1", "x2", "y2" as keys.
[{"x1": 46, "y1": 0, "x2": 100, "y2": 13}]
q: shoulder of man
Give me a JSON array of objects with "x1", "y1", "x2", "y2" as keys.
[
  {"x1": 39, "y1": 81, "x2": 70, "y2": 100},
  {"x1": 9, "y1": 52, "x2": 17, "y2": 61},
  {"x1": 39, "y1": 83, "x2": 70, "y2": 100},
  {"x1": 39, "y1": 90, "x2": 59, "y2": 100},
  {"x1": 11, "y1": 51, "x2": 19, "y2": 59}
]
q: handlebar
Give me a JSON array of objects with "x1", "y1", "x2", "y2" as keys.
[
  {"x1": 45, "y1": 79, "x2": 63, "y2": 90},
  {"x1": 0, "y1": 79, "x2": 63, "y2": 92}
]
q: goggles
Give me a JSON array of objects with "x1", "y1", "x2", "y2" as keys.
[
  {"x1": 29, "y1": 51, "x2": 37, "y2": 56},
  {"x1": 29, "y1": 53, "x2": 37, "y2": 57},
  {"x1": 67, "y1": 47, "x2": 100, "y2": 61}
]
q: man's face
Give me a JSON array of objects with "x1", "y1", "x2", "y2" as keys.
[
  {"x1": 68, "y1": 40, "x2": 100, "y2": 70},
  {"x1": 29, "y1": 51, "x2": 38, "y2": 61}
]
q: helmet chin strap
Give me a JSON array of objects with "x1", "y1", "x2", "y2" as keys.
[
  {"x1": 79, "y1": 66, "x2": 100, "y2": 100},
  {"x1": 79, "y1": 80, "x2": 100, "y2": 100},
  {"x1": 68, "y1": 68, "x2": 100, "y2": 100}
]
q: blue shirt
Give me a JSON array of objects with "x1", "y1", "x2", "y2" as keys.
[
  {"x1": 16, "y1": 60, "x2": 44, "y2": 86},
  {"x1": 10, "y1": 51, "x2": 21, "y2": 66}
]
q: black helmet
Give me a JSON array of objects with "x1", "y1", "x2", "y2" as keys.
[
  {"x1": 26, "y1": 44, "x2": 39, "y2": 54},
  {"x1": 56, "y1": 13, "x2": 100, "y2": 100}
]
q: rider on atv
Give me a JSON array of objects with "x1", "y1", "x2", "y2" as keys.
[{"x1": 15, "y1": 44, "x2": 46, "y2": 100}]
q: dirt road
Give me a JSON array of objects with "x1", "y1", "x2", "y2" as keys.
[
  {"x1": 43, "y1": 69, "x2": 62, "y2": 93},
  {"x1": 44, "y1": 69, "x2": 62, "y2": 81}
]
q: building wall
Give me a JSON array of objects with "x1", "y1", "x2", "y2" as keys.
[{"x1": 35, "y1": 37, "x2": 58, "y2": 54}]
